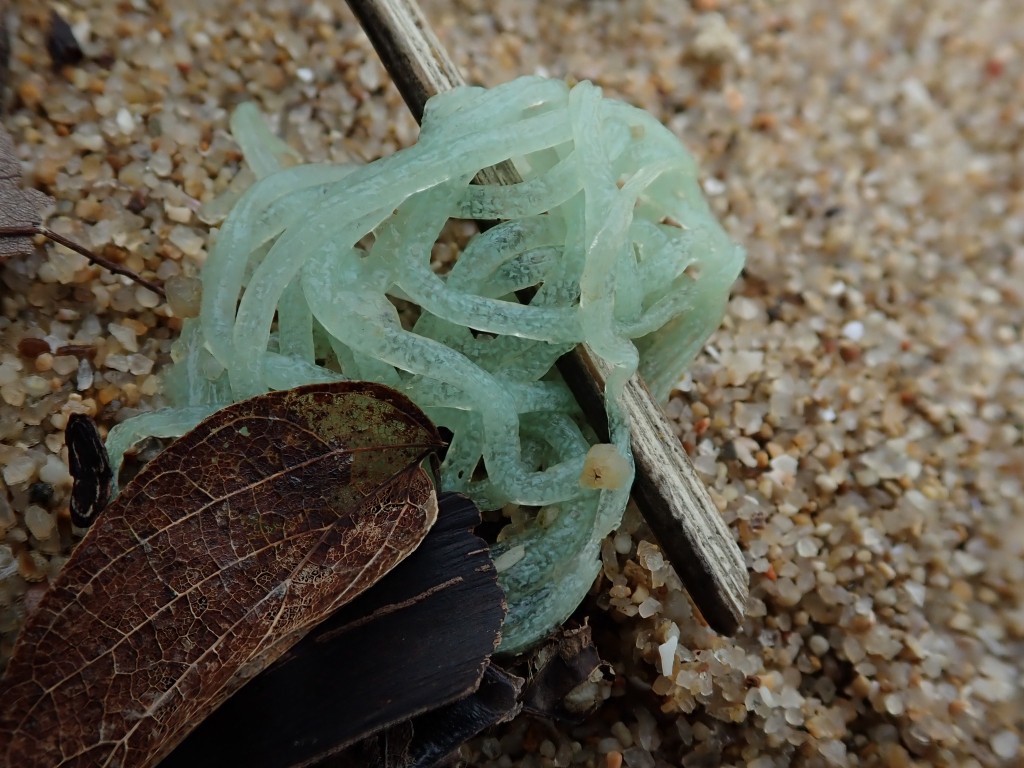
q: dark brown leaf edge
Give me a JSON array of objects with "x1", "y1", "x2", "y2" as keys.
[{"x1": 0, "y1": 381, "x2": 444, "y2": 768}]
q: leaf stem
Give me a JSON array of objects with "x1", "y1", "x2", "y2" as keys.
[{"x1": 0, "y1": 224, "x2": 166, "y2": 297}]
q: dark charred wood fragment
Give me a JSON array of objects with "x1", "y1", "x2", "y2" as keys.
[
  {"x1": 47, "y1": 10, "x2": 84, "y2": 68},
  {"x1": 328, "y1": 663, "x2": 522, "y2": 768},
  {"x1": 324, "y1": 721, "x2": 417, "y2": 768},
  {"x1": 395, "y1": 662, "x2": 522, "y2": 767},
  {"x1": 519, "y1": 623, "x2": 608, "y2": 723},
  {"x1": 0, "y1": 0, "x2": 10, "y2": 111},
  {"x1": 66, "y1": 413, "x2": 112, "y2": 528}
]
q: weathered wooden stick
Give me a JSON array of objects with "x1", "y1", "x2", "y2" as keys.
[{"x1": 346, "y1": 0, "x2": 748, "y2": 634}]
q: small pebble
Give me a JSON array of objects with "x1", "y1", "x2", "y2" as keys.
[
  {"x1": 658, "y1": 635, "x2": 677, "y2": 677},
  {"x1": 38, "y1": 455, "x2": 72, "y2": 487},
  {"x1": 165, "y1": 275, "x2": 203, "y2": 318},
  {"x1": 841, "y1": 321, "x2": 865, "y2": 341},
  {"x1": 115, "y1": 108, "x2": 135, "y2": 134},
  {"x1": 23, "y1": 505, "x2": 55, "y2": 541},
  {"x1": 2, "y1": 454, "x2": 38, "y2": 486},
  {"x1": 991, "y1": 730, "x2": 1020, "y2": 760}
]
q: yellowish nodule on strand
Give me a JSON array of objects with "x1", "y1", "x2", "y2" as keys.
[{"x1": 580, "y1": 444, "x2": 632, "y2": 490}]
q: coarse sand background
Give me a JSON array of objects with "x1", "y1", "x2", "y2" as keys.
[{"x1": 1, "y1": 1, "x2": 1022, "y2": 766}]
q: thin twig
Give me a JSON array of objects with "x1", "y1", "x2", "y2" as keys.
[
  {"x1": 0, "y1": 224, "x2": 166, "y2": 297},
  {"x1": 347, "y1": 0, "x2": 749, "y2": 634}
]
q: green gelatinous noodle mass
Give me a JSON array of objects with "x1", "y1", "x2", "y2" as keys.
[{"x1": 107, "y1": 77, "x2": 744, "y2": 653}]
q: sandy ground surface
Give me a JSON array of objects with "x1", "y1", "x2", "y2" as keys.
[{"x1": 1, "y1": 1, "x2": 1022, "y2": 766}]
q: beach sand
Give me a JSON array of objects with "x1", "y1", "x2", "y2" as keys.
[{"x1": 1, "y1": 1, "x2": 1021, "y2": 765}]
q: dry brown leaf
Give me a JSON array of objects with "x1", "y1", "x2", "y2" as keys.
[
  {"x1": 0, "y1": 382, "x2": 444, "y2": 768},
  {"x1": 0, "y1": 123, "x2": 52, "y2": 262}
]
